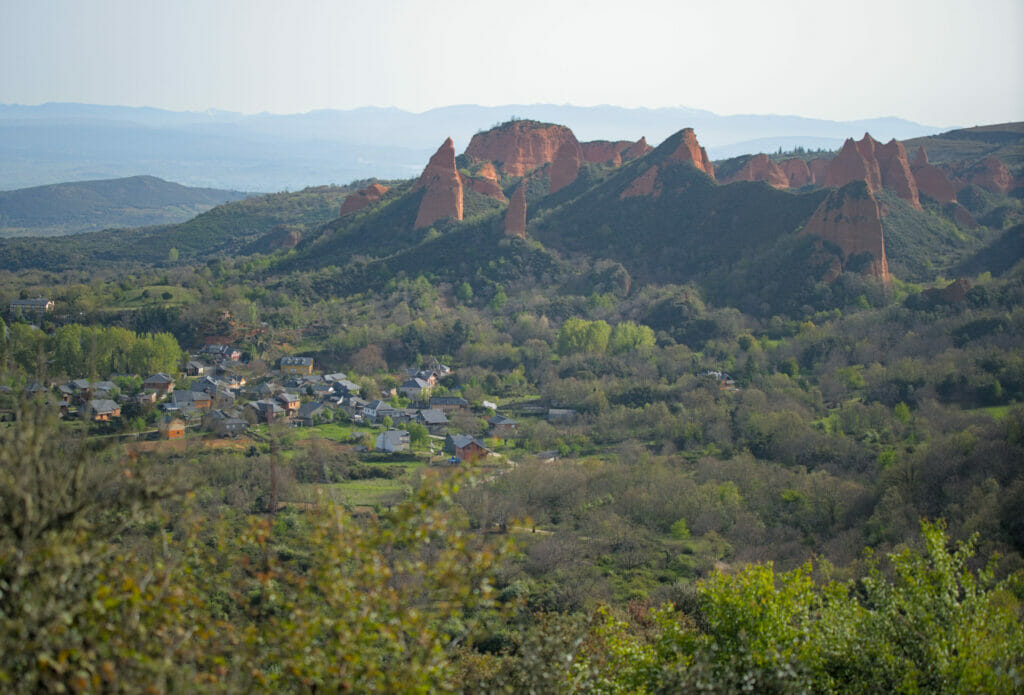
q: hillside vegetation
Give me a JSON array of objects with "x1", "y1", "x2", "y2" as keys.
[{"x1": 0, "y1": 175, "x2": 248, "y2": 237}]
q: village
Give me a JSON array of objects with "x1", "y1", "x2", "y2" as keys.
[{"x1": 0, "y1": 326, "x2": 567, "y2": 470}]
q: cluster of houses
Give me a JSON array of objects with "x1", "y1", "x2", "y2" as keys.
[{"x1": 10, "y1": 344, "x2": 521, "y2": 461}]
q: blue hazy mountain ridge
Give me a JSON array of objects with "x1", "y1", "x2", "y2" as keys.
[
  {"x1": 0, "y1": 102, "x2": 943, "y2": 193},
  {"x1": 0, "y1": 175, "x2": 249, "y2": 237}
]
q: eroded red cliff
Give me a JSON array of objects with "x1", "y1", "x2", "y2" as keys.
[
  {"x1": 465, "y1": 161, "x2": 506, "y2": 201},
  {"x1": 911, "y1": 147, "x2": 957, "y2": 203},
  {"x1": 549, "y1": 141, "x2": 582, "y2": 193},
  {"x1": 666, "y1": 128, "x2": 716, "y2": 178},
  {"x1": 339, "y1": 182, "x2": 390, "y2": 216},
  {"x1": 801, "y1": 181, "x2": 890, "y2": 283},
  {"x1": 781, "y1": 159, "x2": 812, "y2": 187},
  {"x1": 580, "y1": 137, "x2": 652, "y2": 166},
  {"x1": 825, "y1": 135, "x2": 882, "y2": 193},
  {"x1": 808, "y1": 158, "x2": 830, "y2": 185},
  {"x1": 620, "y1": 165, "x2": 661, "y2": 199},
  {"x1": 725, "y1": 154, "x2": 789, "y2": 188},
  {"x1": 876, "y1": 139, "x2": 921, "y2": 209},
  {"x1": 504, "y1": 183, "x2": 527, "y2": 238},
  {"x1": 465, "y1": 121, "x2": 580, "y2": 177},
  {"x1": 414, "y1": 137, "x2": 463, "y2": 229}
]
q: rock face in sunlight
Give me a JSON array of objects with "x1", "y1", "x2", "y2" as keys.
[
  {"x1": 911, "y1": 147, "x2": 957, "y2": 203},
  {"x1": 823, "y1": 134, "x2": 921, "y2": 209},
  {"x1": 724, "y1": 154, "x2": 790, "y2": 188},
  {"x1": 504, "y1": 183, "x2": 527, "y2": 238},
  {"x1": 465, "y1": 121, "x2": 579, "y2": 177},
  {"x1": 622, "y1": 136, "x2": 653, "y2": 162},
  {"x1": 802, "y1": 180, "x2": 890, "y2": 283},
  {"x1": 339, "y1": 182, "x2": 390, "y2": 216},
  {"x1": 808, "y1": 158, "x2": 830, "y2": 185},
  {"x1": 620, "y1": 165, "x2": 662, "y2": 199},
  {"x1": 580, "y1": 137, "x2": 652, "y2": 166},
  {"x1": 666, "y1": 128, "x2": 716, "y2": 178},
  {"x1": 876, "y1": 139, "x2": 921, "y2": 209},
  {"x1": 549, "y1": 141, "x2": 582, "y2": 194},
  {"x1": 825, "y1": 136, "x2": 882, "y2": 193},
  {"x1": 414, "y1": 138, "x2": 463, "y2": 229},
  {"x1": 465, "y1": 162, "x2": 507, "y2": 202},
  {"x1": 781, "y1": 158, "x2": 812, "y2": 187}
]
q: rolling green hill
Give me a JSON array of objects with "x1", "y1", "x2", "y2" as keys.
[
  {"x1": 0, "y1": 184, "x2": 357, "y2": 270},
  {"x1": 0, "y1": 175, "x2": 248, "y2": 237}
]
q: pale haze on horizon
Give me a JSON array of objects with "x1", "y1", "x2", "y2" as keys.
[{"x1": 2, "y1": 0, "x2": 1022, "y2": 128}]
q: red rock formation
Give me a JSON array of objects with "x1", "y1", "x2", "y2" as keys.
[
  {"x1": 339, "y1": 182, "x2": 390, "y2": 216},
  {"x1": 801, "y1": 181, "x2": 890, "y2": 283},
  {"x1": 825, "y1": 135, "x2": 881, "y2": 193},
  {"x1": 666, "y1": 128, "x2": 715, "y2": 178},
  {"x1": 964, "y1": 156, "x2": 1014, "y2": 195},
  {"x1": 504, "y1": 183, "x2": 527, "y2": 238},
  {"x1": 465, "y1": 121, "x2": 580, "y2": 177},
  {"x1": 467, "y1": 177, "x2": 507, "y2": 201},
  {"x1": 622, "y1": 137, "x2": 652, "y2": 161},
  {"x1": 808, "y1": 158, "x2": 830, "y2": 185},
  {"x1": 724, "y1": 154, "x2": 790, "y2": 188},
  {"x1": 477, "y1": 161, "x2": 499, "y2": 180},
  {"x1": 579, "y1": 137, "x2": 652, "y2": 166},
  {"x1": 580, "y1": 140, "x2": 627, "y2": 166},
  {"x1": 414, "y1": 137, "x2": 463, "y2": 229},
  {"x1": 620, "y1": 165, "x2": 661, "y2": 199},
  {"x1": 876, "y1": 139, "x2": 921, "y2": 209},
  {"x1": 465, "y1": 161, "x2": 506, "y2": 201},
  {"x1": 911, "y1": 147, "x2": 957, "y2": 203},
  {"x1": 549, "y1": 141, "x2": 582, "y2": 193},
  {"x1": 780, "y1": 159, "x2": 812, "y2": 187}
]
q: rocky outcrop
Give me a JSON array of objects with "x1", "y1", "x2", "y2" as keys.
[
  {"x1": 666, "y1": 128, "x2": 715, "y2": 178},
  {"x1": 825, "y1": 135, "x2": 882, "y2": 193},
  {"x1": 581, "y1": 140, "x2": 628, "y2": 166},
  {"x1": 465, "y1": 162, "x2": 506, "y2": 201},
  {"x1": 465, "y1": 121, "x2": 579, "y2": 177},
  {"x1": 549, "y1": 141, "x2": 582, "y2": 193},
  {"x1": 911, "y1": 147, "x2": 957, "y2": 203},
  {"x1": 414, "y1": 138, "x2": 463, "y2": 229},
  {"x1": 466, "y1": 177, "x2": 506, "y2": 200},
  {"x1": 963, "y1": 156, "x2": 1014, "y2": 195},
  {"x1": 801, "y1": 180, "x2": 890, "y2": 283},
  {"x1": 808, "y1": 158, "x2": 830, "y2": 185},
  {"x1": 580, "y1": 137, "x2": 652, "y2": 166},
  {"x1": 620, "y1": 165, "x2": 661, "y2": 199},
  {"x1": 504, "y1": 183, "x2": 527, "y2": 238},
  {"x1": 876, "y1": 139, "x2": 921, "y2": 209},
  {"x1": 339, "y1": 182, "x2": 390, "y2": 216},
  {"x1": 724, "y1": 154, "x2": 790, "y2": 188},
  {"x1": 781, "y1": 159, "x2": 812, "y2": 187},
  {"x1": 622, "y1": 137, "x2": 653, "y2": 161}
]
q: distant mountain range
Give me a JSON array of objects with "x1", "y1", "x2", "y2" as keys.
[
  {"x1": 0, "y1": 175, "x2": 248, "y2": 237},
  {"x1": 0, "y1": 102, "x2": 946, "y2": 193}
]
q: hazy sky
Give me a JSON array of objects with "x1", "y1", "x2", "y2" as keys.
[{"x1": 3, "y1": 0, "x2": 1022, "y2": 127}]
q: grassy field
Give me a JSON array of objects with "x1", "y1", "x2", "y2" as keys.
[
  {"x1": 112, "y1": 285, "x2": 199, "y2": 308},
  {"x1": 971, "y1": 404, "x2": 1016, "y2": 420}
]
